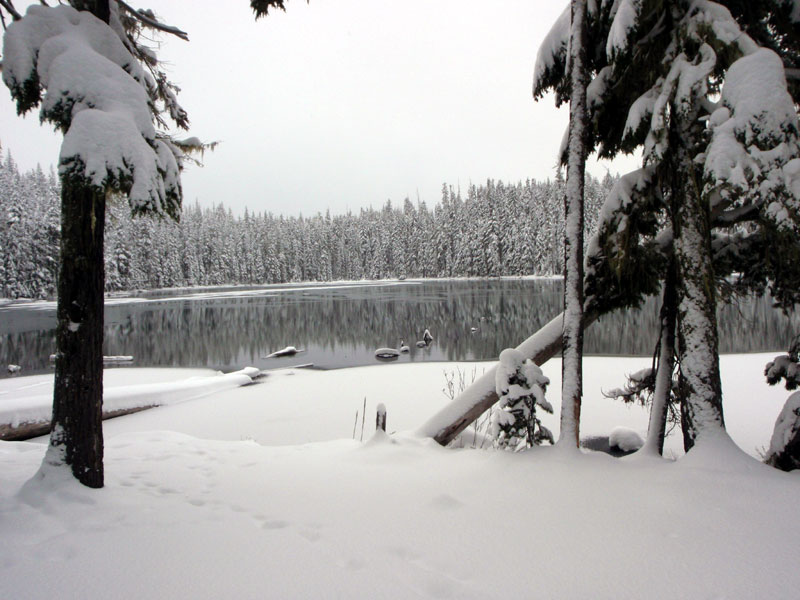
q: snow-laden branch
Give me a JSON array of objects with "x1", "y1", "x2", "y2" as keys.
[
  {"x1": 606, "y1": 0, "x2": 642, "y2": 60},
  {"x1": 532, "y1": 6, "x2": 569, "y2": 101},
  {"x1": 703, "y1": 48, "x2": 800, "y2": 234},
  {"x1": 2, "y1": 5, "x2": 182, "y2": 218},
  {"x1": 116, "y1": 0, "x2": 188, "y2": 41}
]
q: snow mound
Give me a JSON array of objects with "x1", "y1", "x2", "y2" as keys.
[{"x1": 608, "y1": 426, "x2": 645, "y2": 452}]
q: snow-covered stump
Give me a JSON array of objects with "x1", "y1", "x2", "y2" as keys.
[{"x1": 376, "y1": 403, "x2": 387, "y2": 433}]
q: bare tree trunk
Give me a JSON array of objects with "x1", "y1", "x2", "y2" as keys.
[
  {"x1": 558, "y1": 0, "x2": 588, "y2": 449},
  {"x1": 45, "y1": 179, "x2": 106, "y2": 488},
  {"x1": 641, "y1": 255, "x2": 677, "y2": 456},
  {"x1": 671, "y1": 119, "x2": 725, "y2": 452}
]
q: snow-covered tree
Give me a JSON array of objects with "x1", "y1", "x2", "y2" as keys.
[
  {"x1": 536, "y1": 0, "x2": 800, "y2": 453},
  {"x1": 493, "y1": 348, "x2": 554, "y2": 450},
  {"x1": 557, "y1": 0, "x2": 591, "y2": 449},
  {"x1": 2, "y1": 0, "x2": 195, "y2": 487}
]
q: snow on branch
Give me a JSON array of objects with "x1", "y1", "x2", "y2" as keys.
[
  {"x1": 703, "y1": 48, "x2": 800, "y2": 233},
  {"x1": 2, "y1": 5, "x2": 182, "y2": 218},
  {"x1": 532, "y1": 6, "x2": 570, "y2": 103},
  {"x1": 116, "y1": 0, "x2": 188, "y2": 41},
  {"x1": 584, "y1": 166, "x2": 665, "y2": 313},
  {"x1": 606, "y1": 0, "x2": 641, "y2": 61},
  {"x1": 765, "y1": 336, "x2": 800, "y2": 390}
]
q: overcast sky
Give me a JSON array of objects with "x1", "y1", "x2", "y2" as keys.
[{"x1": 1, "y1": 0, "x2": 637, "y2": 216}]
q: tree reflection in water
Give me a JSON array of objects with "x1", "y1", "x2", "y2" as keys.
[{"x1": 1, "y1": 280, "x2": 798, "y2": 377}]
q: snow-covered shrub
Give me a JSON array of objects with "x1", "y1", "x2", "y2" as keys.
[
  {"x1": 765, "y1": 392, "x2": 800, "y2": 472},
  {"x1": 492, "y1": 348, "x2": 553, "y2": 450},
  {"x1": 764, "y1": 337, "x2": 800, "y2": 472}
]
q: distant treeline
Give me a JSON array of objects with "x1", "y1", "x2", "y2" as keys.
[{"x1": 0, "y1": 147, "x2": 615, "y2": 299}]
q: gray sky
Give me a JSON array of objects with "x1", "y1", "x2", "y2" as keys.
[{"x1": 1, "y1": 0, "x2": 637, "y2": 216}]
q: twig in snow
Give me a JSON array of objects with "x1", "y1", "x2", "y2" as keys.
[{"x1": 360, "y1": 397, "x2": 366, "y2": 441}]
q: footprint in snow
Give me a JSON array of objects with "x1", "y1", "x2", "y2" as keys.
[
  {"x1": 260, "y1": 519, "x2": 289, "y2": 530},
  {"x1": 428, "y1": 494, "x2": 464, "y2": 510}
]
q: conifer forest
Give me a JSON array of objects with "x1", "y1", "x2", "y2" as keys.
[{"x1": 0, "y1": 149, "x2": 613, "y2": 299}]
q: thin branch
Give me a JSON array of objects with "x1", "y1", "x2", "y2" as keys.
[
  {"x1": 116, "y1": 0, "x2": 188, "y2": 41},
  {"x1": 0, "y1": 0, "x2": 22, "y2": 21},
  {"x1": 711, "y1": 203, "x2": 760, "y2": 227}
]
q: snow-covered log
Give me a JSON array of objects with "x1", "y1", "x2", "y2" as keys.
[
  {"x1": 418, "y1": 309, "x2": 600, "y2": 446},
  {"x1": 0, "y1": 368, "x2": 260, "y2": 442}
]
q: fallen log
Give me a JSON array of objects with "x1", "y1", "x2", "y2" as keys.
[
  {"x1": 1, "y1": 367, "x2": 261, "y2": 442},
  {"x1": 418, "y1": 308, "x2": 600, "y2": 447},
  {"x1": 0, "y1": 404, "x2": 157, "y2": 442}
]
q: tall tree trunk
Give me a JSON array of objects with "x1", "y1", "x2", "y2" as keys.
[
  {"x1": 558, "y1": 0, "x2": 588, "y2": 449},
  {"x1": 37, "y1": 0, "x2": 113, "y2": 489},
  {"x1": 45, "y1": 179, "x2": 106, "y2": 488},
  {"x1": 641, "y1": 254, "x2": 677, "y2": 456},
  {"x1": 671, "y1": 118, "x2": 725, "y2": 452}
]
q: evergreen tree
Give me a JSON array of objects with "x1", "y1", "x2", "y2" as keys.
[
  {"x1": 2, "y1": 0, "x2": 197, "y2": 487},
  {"x1": 536, "y1": 0, "x2": 800, "y2": 452}
]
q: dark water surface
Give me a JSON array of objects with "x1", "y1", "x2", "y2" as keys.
[{"x1": 1, "y1": 279, "x2": 798, "y2": 377}]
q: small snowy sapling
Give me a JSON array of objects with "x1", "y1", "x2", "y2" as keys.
[{"x1": 492, "y1": 348, "x2": 554, "y2": 450}]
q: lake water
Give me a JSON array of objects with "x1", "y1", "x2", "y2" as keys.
[{"x1": 1, "y1": 279, "x2": 798, "y2": 378}]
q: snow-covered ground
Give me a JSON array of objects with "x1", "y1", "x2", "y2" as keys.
[{"x1": 1, "y1": 354, "x2": 798, "y2": 599}]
